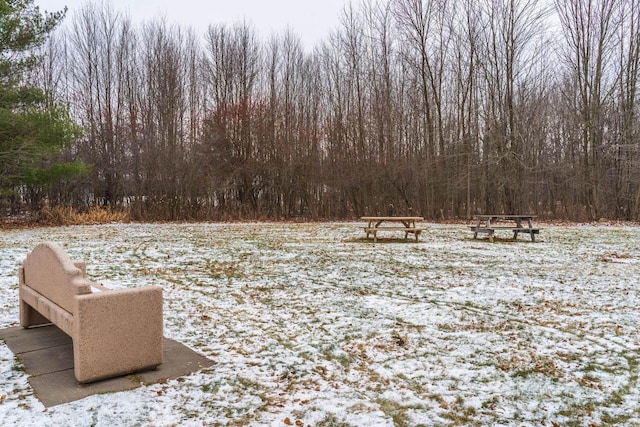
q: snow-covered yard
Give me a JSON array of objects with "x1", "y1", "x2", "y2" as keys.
[{"x1": 1, "y1": 222, "x2": 639, "y2": 426}]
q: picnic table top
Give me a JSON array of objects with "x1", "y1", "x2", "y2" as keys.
[{"x1": 361, "y1": 216, "x2": 424, "y2": 221}]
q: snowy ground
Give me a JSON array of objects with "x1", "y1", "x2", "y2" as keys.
[{"x1": 0, "y1": 222, "x2": 639, "y2": 426}]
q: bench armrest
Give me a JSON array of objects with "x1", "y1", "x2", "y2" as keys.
[{"x1": 73, "y1": 286, "x2": 163, "y2": 383}]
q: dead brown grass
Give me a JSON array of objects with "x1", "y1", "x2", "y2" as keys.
[{"x1": 36, "y1": 206, "x2": 130, "y2": 226}]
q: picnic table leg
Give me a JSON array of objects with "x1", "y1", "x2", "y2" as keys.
[
  {"x1": 412, "y1": 220, "x2": 420, "y2": 242},
  {"x1": 401, "y1": 220, "x2": 410, "y2": 240},
  {"x1": 375, "y1": 220, "x2": 384, "y2": 243},
  {"x1": 489, "y1": 230, "x2": 494, "y2": 243},
  {"x1": 528, "y1": 218, "x2": 536, "y2": 242},
  {"x1": 473, "y1": 218, "x2": 481, "y2": 239}
]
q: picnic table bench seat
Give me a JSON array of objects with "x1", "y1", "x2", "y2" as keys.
[
  {"x1": 469, "y1": 226, "x2": 540, "y2": 232},
  {"x1": 470, "y1": 215, "x2": 541, "y2": 242},
  {"x1": 365, "y1": 226, "x2": 423, "y2": 232},
  {"x1": 361, "y1": 217, "x2": 424, "y2": 242}
]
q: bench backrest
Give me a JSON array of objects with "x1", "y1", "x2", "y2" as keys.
[{"x1": 22, "y1": 242, "x2": 92, "y2": 313}]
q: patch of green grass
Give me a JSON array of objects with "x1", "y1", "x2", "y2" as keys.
[
  {"x1": 557, "y1": 401, "x2": 597, "y2": 425},
  {"x1": 439, "y1": 395, "x2": 479, "y2": 425},
  {"x1": 334, "y1": 353, "x2": 352, "y2": 368},
  {"x1": 601, "y1": 412, "x2": 632, "y2": 425},
  {"x1": 624, "y1": 355, "x2": 639, "y2": 391},
  {"x1": 208, "y1": 260, "x2": 242, "y2": 279},
  {"x1": 583, "y1": 359, "x2": 626, "y2": 376},
  {"x1": 606, "y1": 390, "x2": 624, "y2": 406},
  {"x1": 375, "y1": 398, "x2": 414, "y2": 426},
  {"x1": 498, "y1": 352, "x2": 564, "y2": 381},
  {"x1": 11, "y1": 358, "x2": 25, "y2": 373},
  {"x1": 599, "y1": 353, "x2": 639, "y2": 409},
  {"x1": 315, "y1": 412, "x2": 351, "y2": 427},
  {"x1": 237, "y1": 375, "x2": 261, "y2": 390},
  {"x1": 481, "y1": 395, "x2": 500, "y2": 409},
  {"x1": 201, "y1": 382, "x2": 221, "y2": 393}
]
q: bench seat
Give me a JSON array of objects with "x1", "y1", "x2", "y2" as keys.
[
  {"x1": 470, "y1": 226, "x2": 540, "y2": 233},
  {"x1": 470, "y1": 226, "x2": 541, "y2": 242},
  {"x1": 365, "y1": 227, "x2": 422, "y2": 232},
  {"x1": 364, "y1": 227, "x2": 423, "y2": 242}
]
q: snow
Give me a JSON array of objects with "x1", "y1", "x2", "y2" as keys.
[{"x1": 1, "y1": 222, "x2": 639, "y2": 425}]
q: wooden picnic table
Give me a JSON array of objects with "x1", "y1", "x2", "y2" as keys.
[
  {"x1": 361, "y1": 216, "x2": 424, "y2": 242},
  {"x1": 470, "y1": 214, "x2": 541, "y2": 242}
]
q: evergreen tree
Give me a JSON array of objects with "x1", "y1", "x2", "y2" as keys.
[{"x1": 0, "y1": 0, "x2": 85, "y2": 210}]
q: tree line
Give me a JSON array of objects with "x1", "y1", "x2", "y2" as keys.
[{"x1": 4, "y1": 0, "x2": 640, "y2": 221}]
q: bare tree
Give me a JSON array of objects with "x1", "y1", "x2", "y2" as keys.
[
  {"x1": 69, "y1": 2, "x2": 133, "y2": 207},
  {"x1": 614, "y1": 0, "x2": 640, "y2": 218},
  {"x1": 450, "y1": 0, "x2": 482, "y2": 218},
  {"x1": 201, "y1": 22, "x2": 261, "y2": 215},
  {"x1": 555, "y1": 0, "x2": 619, "y2": 219},
  {"x1": 476, "y1": 0, "x2": 551, "y2": 213}
]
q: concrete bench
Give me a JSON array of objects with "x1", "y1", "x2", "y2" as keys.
[{"x1": 19, "y1": 242, "x2": 163, "y2": 383}]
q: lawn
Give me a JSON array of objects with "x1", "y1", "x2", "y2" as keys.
[{"x1": 1, "y1": 222, "x2": 639, "y2": 426}]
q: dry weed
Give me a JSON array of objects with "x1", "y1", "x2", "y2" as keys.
[{"x1": 37, "y1": 206, "x2": 129, "y2": 225}]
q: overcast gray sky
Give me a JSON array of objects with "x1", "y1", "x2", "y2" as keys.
[{"x1": 36, "y1": 0, "x2": 348, "y2": 49}]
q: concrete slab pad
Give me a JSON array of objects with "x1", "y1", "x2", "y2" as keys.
[
  {"x1": 28, "y1": 369, "x2": 141, "y2": 407},
  {"x1": 19, "y1": 342, "x2": 74, "y2": 376},
  {"x1": 0, "y1": 325, "x2": 71, "y2": 353},
  {"x1": 0, "y1": 325, "x2": 214, "y2": 407}
]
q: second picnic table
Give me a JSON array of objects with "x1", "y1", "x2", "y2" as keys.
[
  {"x1": 361, "y1": 216, "x2": 424, "y2": 242},
  {"x1": 470, "y1": 214, "x2": 540, "y2": 242}
]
